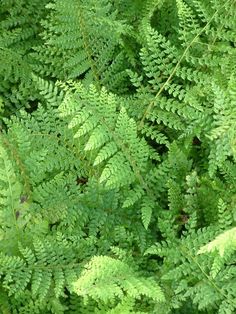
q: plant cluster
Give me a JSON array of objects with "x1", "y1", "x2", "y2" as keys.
[{"x1": 0, "y1": 0, "x2": 235, "y2": 313}]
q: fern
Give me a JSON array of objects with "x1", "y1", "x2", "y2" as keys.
[
  {"x1": 198, "y1": 227, "x2": 236, "y2": 278},
  {"x1": 58, "y1": 82, "x2": 157, "y2": 228},
  {"x1": 146, "y1": 225, "x2": 236, "y2": 313},
  {"x1": 0, "y1": 0, "x2": 48, "y2": 115},
  {"x1": 73, "y1": 255, "x2": 165, "y2": 310},
  {"x1": 207, "y1": 76, "x2": 236, "y2": 176},
  {"x1": 33, "y1": 0, "x2": 130, "y2": 92},
  {"x1": 0, "y1": 0, "x2": 236, "y2": 313}
]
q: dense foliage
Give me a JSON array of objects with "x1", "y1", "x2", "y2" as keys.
[{"x1": 0, "y1": 0, "x2": 235, "y2": 313}]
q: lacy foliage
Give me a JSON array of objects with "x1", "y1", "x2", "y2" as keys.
[{"x1": 0, "y1": 0, "x2": 236, "y2": 313}]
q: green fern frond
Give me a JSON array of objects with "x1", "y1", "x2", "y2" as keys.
[
  {"x1": 33, "y1": 0, "x2": 129, "y2": 91},
  {"x1": 59, "y1": 83, "x2": 150, "y2": 195},
  {"x1": 198, "y1": 227, "x2": 236, "y2": 280},
  {"x1": 0, "y1": 139, "x2": 22, "y2": 230},
  {"x1": 73, "y1": 255, "x2": 165, "y2": 305}
]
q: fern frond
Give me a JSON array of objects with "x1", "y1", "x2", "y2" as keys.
[
  {"x1": 59, "y1": 83, "x2": 150, "y2": 199},
  {"x1": 33, "y1": 0, "x2": 129, "y2": 92},
  {"x1": 73, "y1": 255, "x2": 165, "y2": 305},
  {"x1": 0, "y1": 138, "x2": 22, "y2": 230},
  {"x1": 198, "y1": 227, "x2": 236, "y2": 279}
]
